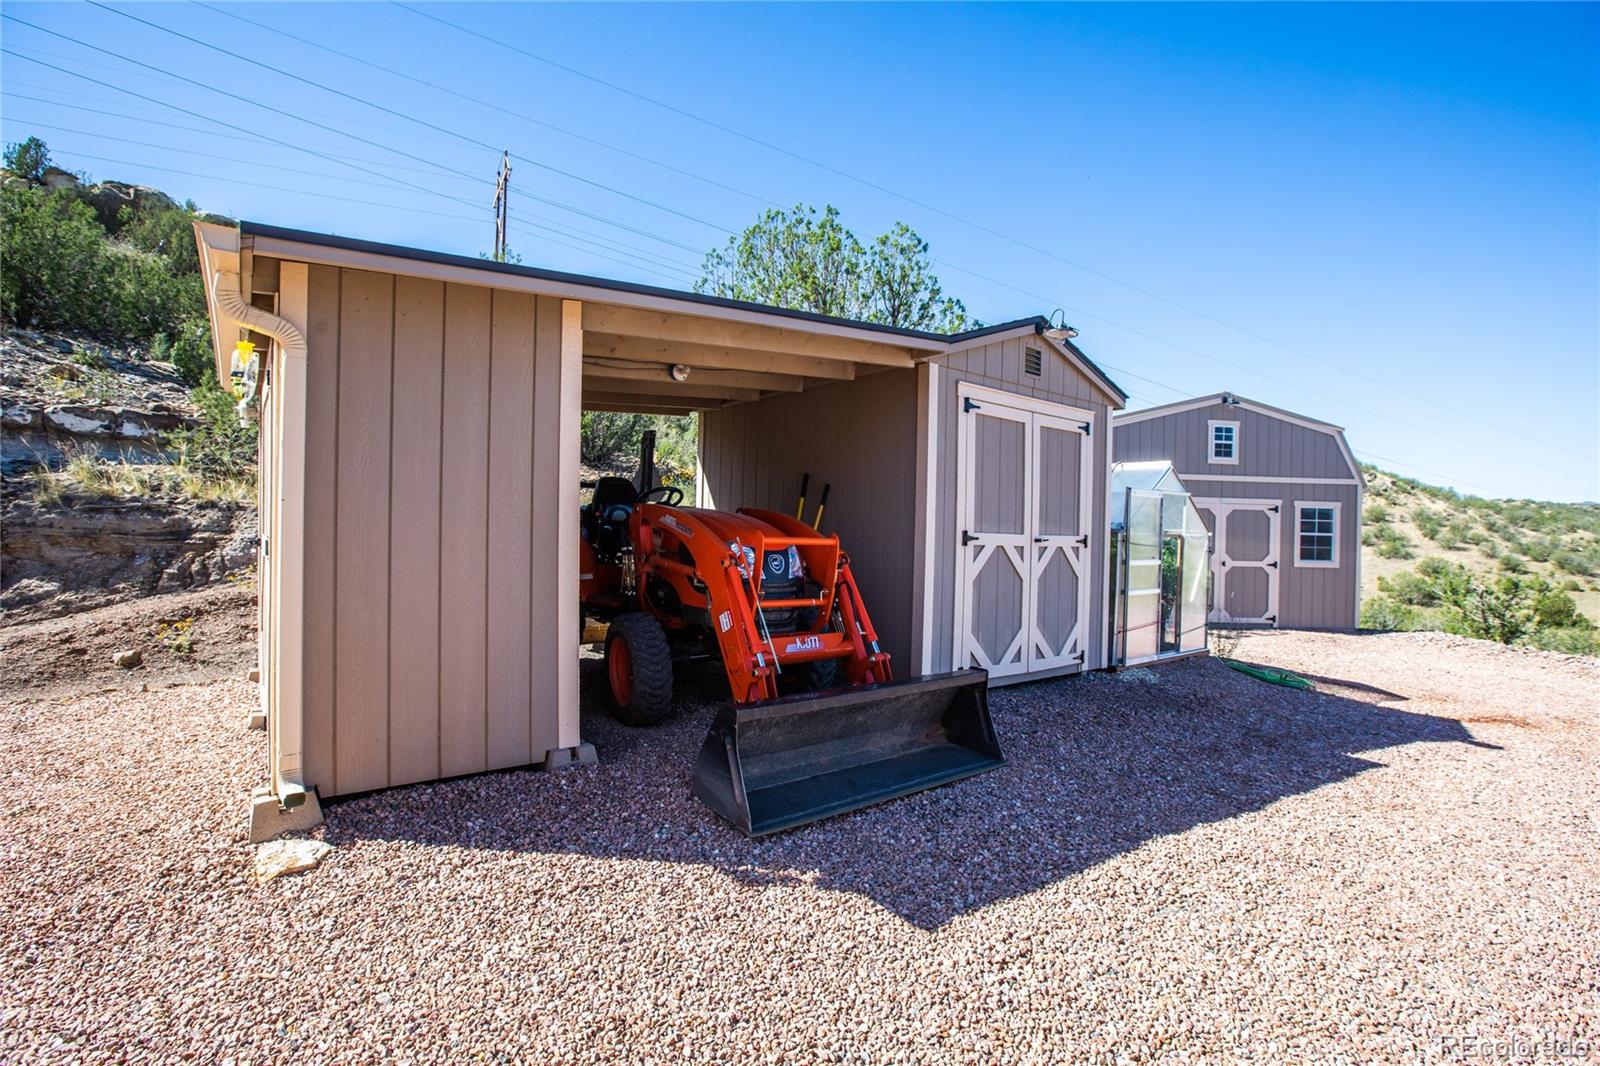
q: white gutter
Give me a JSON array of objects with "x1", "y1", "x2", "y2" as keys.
[{"x1": 210, "y1": 269, "x2": 310, "y2": 808}]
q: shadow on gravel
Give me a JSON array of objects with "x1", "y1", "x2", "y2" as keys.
[{"x1": 324, "y1": 655, "x2": 1480, "y2": 930}]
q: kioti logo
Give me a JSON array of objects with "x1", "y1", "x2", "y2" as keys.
[{"x1": 784, "y1": 636, "x2": 822, "y2": 653}]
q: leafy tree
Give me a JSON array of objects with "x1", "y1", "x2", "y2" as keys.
[
  {"x1": 1, "y1": 184, "x2": 110, "y2": 331},
  {"x1": 4, "y1": 135, "x2": 50, "y2": 182},
  {"x1": 697, "y1": 204, "x2": 970, "y2": 332}
]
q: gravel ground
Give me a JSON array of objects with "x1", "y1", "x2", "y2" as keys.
[{"x1": 3, "y1": 595, "x2": 1596, "y2": 1064}]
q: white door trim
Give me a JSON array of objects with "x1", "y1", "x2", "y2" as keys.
[
  {"x1": 1028, "y1": 409, "x2": 1094, "y2": 672},
  {"x1": 1195, "y1": 496, "x2": 1281, "y2": 625},
  {"x1": 953, "y1": 381, "x2": 1095, "y2": 678}
]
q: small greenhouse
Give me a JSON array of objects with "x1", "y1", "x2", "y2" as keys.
[{"x1": 1109, "y1": 461, "x2": 1211, "y2": 665}]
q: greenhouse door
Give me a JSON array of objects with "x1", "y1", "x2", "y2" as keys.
[
  {"x1": 1195, "y1": 498, "x2": 1280, "y2": 625},
  {"x1": 955, "y1": 384, "x2": 1093, "y2": 679}
]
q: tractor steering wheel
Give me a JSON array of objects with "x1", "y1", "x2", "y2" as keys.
[{"x1": 638, "y1": 485, "x2": 684, "y2": 507}]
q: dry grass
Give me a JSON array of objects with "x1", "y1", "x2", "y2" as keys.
[{"x1": 29, "y1": 446, "x2": 254, "y2": 506}]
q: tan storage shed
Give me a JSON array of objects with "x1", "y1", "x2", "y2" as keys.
[
  {"x1": 1113, "y1": 392, "x2": 1364, "y2": 630},
  {"x1": 196, "y1": 222, "x2": 1125, "y2": 838}
]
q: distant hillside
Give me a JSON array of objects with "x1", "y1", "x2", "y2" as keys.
[{"x1": 1359, "y1": 465, "x2": 1600, "y2": 650}]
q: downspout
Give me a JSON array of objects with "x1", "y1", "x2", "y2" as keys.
[{"x1": 210, "y1": 270, "x2": 310, "y2": 807}]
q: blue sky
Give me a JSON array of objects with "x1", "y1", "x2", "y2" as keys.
[{"x1": 3, "y1": 2, "x2": 1596, "y2": 500}]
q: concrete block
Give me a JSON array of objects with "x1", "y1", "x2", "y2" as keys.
[
  {"x1": 246, "y1": 710, "x2": 267, "y2": 731},
  {"x1": 248, "y1": 786, "x2": 324, "y2": 844},
  {"x1": 542, "y1": 743, "x2": 598, "y2": 771}
]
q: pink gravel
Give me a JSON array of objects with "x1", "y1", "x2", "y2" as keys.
[{"x1": 2, "y1": 594, "x2": 1596, "y2": 1063}]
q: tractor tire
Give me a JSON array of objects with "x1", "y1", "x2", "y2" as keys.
[
  {"x1": 605, "y1": 612, "x2": 674, "y2": 726},
  {"x1": 805, "y1": 657, "x2": 841, "y2": 692}
]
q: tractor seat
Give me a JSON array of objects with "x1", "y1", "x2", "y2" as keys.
[{"x1": 583, "y1": 477, "x2": 638, "y2": 560}]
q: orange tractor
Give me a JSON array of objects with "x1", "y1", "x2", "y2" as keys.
[{"x1": 579, "y1": 435, "x2": 1002, "y2": 836}]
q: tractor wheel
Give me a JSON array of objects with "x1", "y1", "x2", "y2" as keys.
[
  {"x1": 805, "y1": 657, "x2": 841, "y2": 692},
  {"x1": 605, "y1": 613, "x2": 674, "y2": 726}
]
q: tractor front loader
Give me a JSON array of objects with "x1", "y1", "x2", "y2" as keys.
[{"x1": 579, "y1": 462, "x2": 1002, "y2": 836}]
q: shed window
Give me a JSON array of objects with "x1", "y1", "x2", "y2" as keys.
[
  {"x1": 1024, "y1": 346, "x2": 1043, "y2": 377},
  {"x1": 1295, "y1": 503, "x2": 1340, "y2": 567},
  {"x1": 1208, "y1": 420, "x2": 1240, "y2": 464}
]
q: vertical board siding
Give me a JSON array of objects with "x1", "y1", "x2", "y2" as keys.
[
  {"x1": 438, "y1": 283, "x2": 492, "y2": 779},
  {"x1": 300, "y1": 265, "x2": 340, "y2": 794},
  {"x1": 931, "y1": 339, "x2": 1113, "y2": 674},
  {"x1": 1114, "y1": 400, "x2": 1361, "y2": 630},
  {"x1": 333, "y1": 270, "x2": 394, "y2": 794},
  {"x1": 387, "y1": 276, "x2": 445, "y2": 786},
  {"x1": 698, "y1": 370, "x2": 920, "y2": 667},
  {"x1": 701, "y1": 335, "x2": 1115, "y2": 680},
  {"x1": 485, "y1": 292, "x2": 536, "y2": 770},
  {"x1": 527, "y1": 296, "x2": 566, "y2": 763},
  {"x1": 295, "y1": 269, "x2": 572, "y2": 797},
  {"x1": 1115, "y1": 401, "x2": 1351, "y2": 480}
]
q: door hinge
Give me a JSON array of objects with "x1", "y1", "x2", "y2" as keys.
[
  {"x1": 1076, "y1": 650, "x2": 1087, "y2": 663},
  {"x1": 261, "y1": 537, "x2": 269, "y2": 558},
  {"x1": 1269, "y1": 505, "x2": 1280, "y2": 513},
  {"x1": 964, "y1": 398, "x2": 982, "y2": 413},
  {"x1": 962, "y1": 530, "x2": 978, "y2": 546},
  {"x1": 1267, "y1": 561, "x2": 1278, "y2": 569},
  {"x1": 1076, "y1": 534, "x2": 1090, "y2": 547},
  {"x1": 1080, "y1": 421, "x2": 1091, "y2": 436}
]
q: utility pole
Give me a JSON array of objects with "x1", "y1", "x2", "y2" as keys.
[{"x1": 492, "y1": 150, "x2": 511, "y2": 261}]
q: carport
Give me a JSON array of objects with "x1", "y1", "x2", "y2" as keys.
[{"x1": 195, "y1": 221, "x2": 1124, "y2": 840}]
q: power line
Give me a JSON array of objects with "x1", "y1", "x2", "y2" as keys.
[
  {"x1": 1, "y1": 45, "x2": 711, "y2": 266},
  {"x1": 32, "y1": 146, "x2": 697, "y2": 285},
  {"x1": 83, "y1": 1, "x2": 735, "y2": 235},
  {"x1": 14, "y1": 9, "x2": 1587, "y2": 495},
  {"x1": 190, "y1": 0, "x2": 783, "y2": 212},
  {"x1": 390, "y1": 0, "x2": 1590, "y2": 465},
  {"x1": 0, "y1": 55, "x2": 700, "y2": 281}
]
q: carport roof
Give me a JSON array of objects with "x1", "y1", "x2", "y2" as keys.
[{"x1": 231, "y1": 221, "x2": 1127, "y2": 407}]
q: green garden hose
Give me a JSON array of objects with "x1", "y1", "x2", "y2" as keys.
[{"x1": 1219, "y1": 658, "x2": 1316, "y2": 690}]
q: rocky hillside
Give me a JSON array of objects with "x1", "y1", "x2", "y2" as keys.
[{"x1": 1, "y1": 327, "x2": 256, "y2": 621}]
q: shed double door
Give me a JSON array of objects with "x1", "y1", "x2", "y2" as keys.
[
  {"x1": 1195, "y1": 498, "x2": 1280, "y2": 625},
  {"x1": 956, "y1": 386, "x2": 1093, "y2": 679}
]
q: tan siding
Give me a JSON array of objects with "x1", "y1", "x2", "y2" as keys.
[
  {"x1": 438, "y1": 283, "x2": 492, "y2": 778},
  {"x1": 387, "y1": 276, "x2": 444, "y2": 786},
  {"x1": 931, "y1": 342, "x2": 1112, "y2": 674},
  {"x1": 527, "y1": 296, "x2": 567, "y2": 761},
  {"x1": 333, "y1": 270, "x2": 394, "y2": 794},
  {"x1": 486, "y1": 291, "x2": 536, "y2": 769},
  {"x1": 301, "y1": 265, "x2": 340, "y2": 794},
  {"x1": 699, "y1": 370, "x2": 920, "y2": 668}
]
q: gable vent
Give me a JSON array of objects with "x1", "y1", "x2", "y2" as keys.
[{"x1": 1024, "y1": 346, "x2": 1043, "y2": 377}]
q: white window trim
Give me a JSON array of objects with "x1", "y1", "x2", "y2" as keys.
[
  {"x1": 1294, "y1": 501, "x2": 1342, "y2": 569},
  {"x1": 1207, "y1": 419, "x2": 1240, "y2": 465}
]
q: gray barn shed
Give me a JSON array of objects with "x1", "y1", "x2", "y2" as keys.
[
  {"x1": 1113, "y1": 393, "x2": 1364, "y2": 629},
  {"x1": 195, "y1": 221, "x2": 1126, "y2": 838}
]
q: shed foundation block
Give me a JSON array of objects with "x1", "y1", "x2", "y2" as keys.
[
  {"x1": 248, "y1": 785, "x2": 324, "y2": 843},
  {"x1": 542, "y1": 743, "x2": 598, "y2": 771}
]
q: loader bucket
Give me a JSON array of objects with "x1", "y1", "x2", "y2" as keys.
[{"x1": 691, "y1": 670, "x2": 1002, "y2": 837}]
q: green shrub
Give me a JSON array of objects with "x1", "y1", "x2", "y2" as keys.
[
  {"x1": 1523, "y1": 627, "x2": 1600, "y2": 657},
  {"x1": 1531, "y1": 587, "x2": 1593, "y2": 630},
  {"x1": 1412, "y1": 508, "x2": 1442, "y2": 539},
  {"x1": 1361, "y1": 596, "x2": 1424, "y2": 632},
  {"x1": 1552, "y1": 549, "x2": 1598, "y2": 577},
  {"x1": 1377, "y1": 569, "x2": 1443, "y2": 607},
  {"x1": 1373, "y1": 526, "x2": 1414, "y2": 560},
  {"x1": 168, "y1": 383, "x2": 257, "y2": 484},
  {"x1": 1366, "y1": 502, "x2": 1390, "y2": 524},
  {"x1": 1499, "y1": 553, "x2": 1528, "y2": 574},
  {"x1": 1, "y1": 184, "x2": 110, "y2": 332},
  {"x1": 1435, "y1": 520, "x2": 1470, "y2": 550},
  {"x1": 1442, "y1": 575, "x2": 1539, "y2": 645}
]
